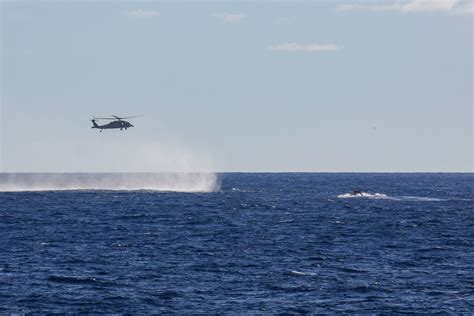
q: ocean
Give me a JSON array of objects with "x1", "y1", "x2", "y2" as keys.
[{"x1": 0, "y1": 173, "x2": 472, "y2": 313}]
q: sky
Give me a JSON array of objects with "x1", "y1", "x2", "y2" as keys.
[{"x1": 1, "y1": 0, "x2": 472, "y2": 172}]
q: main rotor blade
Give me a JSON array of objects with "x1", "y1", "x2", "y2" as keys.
[
  {"x1": 120, "y1": 115, "x2": 144, "y2": 119},
  {"x1": 110, "y1": 115, "x2": 144, "y2": 120},
  {"x1": 94, "y1": 117, "x2": 115, "y2": 120}
]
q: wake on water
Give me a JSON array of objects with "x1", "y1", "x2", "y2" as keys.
[
  {"x1": 337, "y1": 191, "x2": 444, "y2": 202},
  {"x1": 0, "y1": 173, "x2": 220, "y2": 193},
  {"x1": 338, "y1": 192, "x2": 389, "y2": 199}
]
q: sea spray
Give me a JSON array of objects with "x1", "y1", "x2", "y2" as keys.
[{"x1": 0, "y1": 173, "x2": 220, "y2": 192}]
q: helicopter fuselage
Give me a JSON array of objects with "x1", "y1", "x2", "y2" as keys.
[{"x1": 91, "y1": 119, "x2": 133, "y2": 131}]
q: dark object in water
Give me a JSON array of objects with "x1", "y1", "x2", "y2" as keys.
[{"x1": 351, "y1": 189, "x2": 363, "y2": 196}]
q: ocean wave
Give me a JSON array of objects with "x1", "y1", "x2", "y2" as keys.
[
  {"x1": 0, "y1": 173, "x2": 219, "y2": 193},
  {"x1": 47, "y1": 275, "x2": 102, "y2": 285}
]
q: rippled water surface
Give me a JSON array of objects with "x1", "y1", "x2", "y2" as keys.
[{"x1": 0, "y1": 173, "x2": 473, "y2": 313}]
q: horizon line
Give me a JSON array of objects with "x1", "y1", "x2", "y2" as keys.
[{"x1": 0, "y1": 171, "x2": 472, "y2": 174}]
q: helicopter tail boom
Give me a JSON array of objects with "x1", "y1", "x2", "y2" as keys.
[{"x1": 91, "y1": 119, "x2": 99, "y2": 128}]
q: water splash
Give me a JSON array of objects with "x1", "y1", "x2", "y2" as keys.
[
  {"x1": 0, "y1": 173, "x2": 220, "y2": 192},
  {"x1": 338, "y1": 192, "x2": 389, "y2": 199},
  {"x1": 337, "y1": 191, "x2": 444, "y2": 201}
]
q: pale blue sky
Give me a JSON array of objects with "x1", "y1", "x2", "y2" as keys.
[{"x1": 1, "y1": 0, "x2": 472, "y2": 172}]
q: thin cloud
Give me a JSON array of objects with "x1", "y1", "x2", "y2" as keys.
[
  {"x1": 454, "y1": 2, "x2": 474, "y2": 14},
  {"x1": 127, "y1": 9, "x2": 160, "y2": 18},
  {"x1": 336, "y1": 0, "x2": 473, "y2": 14},
  {"x1": 270, "y1": 43, "x2": 339, "y2": 53},
  {"x1": 213, "y1": 12, "x2": 245, "y2": 22}
]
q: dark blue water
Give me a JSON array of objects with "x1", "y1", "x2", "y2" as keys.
[{"x1": 1, "y1": 173, "x2": 473, "y2": 313}]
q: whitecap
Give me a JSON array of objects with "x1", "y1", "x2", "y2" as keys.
[{"x1": 290, "y1": 270, "x2": 317, "y2": 276}]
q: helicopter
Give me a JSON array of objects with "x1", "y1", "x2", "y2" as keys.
[{"x1": 91, "y1": 115, "x2": 143, "y2": 132}]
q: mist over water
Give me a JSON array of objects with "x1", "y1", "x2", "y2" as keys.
[
  {"x1": 1, "y1": 135, "x2": 220, "y2": 192},
  {"x1": 0, "y1": 173, "x2": 220, "y2": 192}
]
